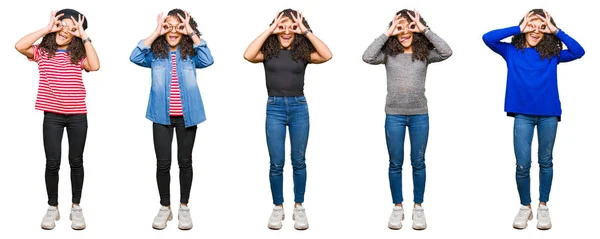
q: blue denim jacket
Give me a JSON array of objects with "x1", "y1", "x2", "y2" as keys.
[{"x1": 130, "y1": 39, "x2": 214, "y2": 127}]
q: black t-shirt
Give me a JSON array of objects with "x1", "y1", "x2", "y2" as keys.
[{"x1": 263, "y1": 50, "x2": 308, "y2": 96}]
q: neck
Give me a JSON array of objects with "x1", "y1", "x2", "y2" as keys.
[
  {"x1": 57, "y1": 45, "x2": 68, "y2": 50},
  {"x1": 403, "y1": 46, "x2": 413, "y2": 53},
  {"x1": 170, "y1": 46, "x2": 178, "y2": 52}
]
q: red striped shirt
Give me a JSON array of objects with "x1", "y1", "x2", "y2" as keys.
[
  {"x1": 30, "y1": 45, "x2": 87, "y2": 114},
  {"x1": 170, "y1": 53, "x2": 183, "y2": 116}
]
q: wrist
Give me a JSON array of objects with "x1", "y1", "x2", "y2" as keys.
[{"x1": 303, "y1": 29, "x2": 312, "y2": 35}]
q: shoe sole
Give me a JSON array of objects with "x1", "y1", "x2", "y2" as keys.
[
  {"x1": 292, "y1": 214, "x2": 308, "y2": 230},
  {"x1": 537, "y1": 224, "x2": 552, "y2": 230},
  {"x1": 513, "y1": 212, "x2": 533, "y2": 229},
  {"x1": 41, "y1": 213, "x2": 60, "y2": 230},
  {"x1": 268, "y1": 213, "x2": 285, "y2": 230},
  {"x1": 153, "y1": 213, "x2": 173, "y2": 230},
  {"x1": 412, "y1": 224, "x2": 427, "y2": 230},
  {"x1": 179, "y1": 223, "x2": 193, "y2": 230}
]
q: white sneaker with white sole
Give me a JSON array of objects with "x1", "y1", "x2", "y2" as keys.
[
  {"x1": 388, "y1": 206, "x2": 404, "y2": 230},
  {"x1": 153, "y1": 206, "x2": 173, "y2": 230},
  {"x1": 41, "y1": 206, "x2": 60, "y2": 230},
  {"x1": 178, "y1": 205, "x2": 193, "y2": 230},
  {"x1": 536, "y1": 205, "x2": 552, "y2": 230},
  {"x1": 268, "y1": 205, "x2": 285, "y2": 230},
  {"x1": 293, "y1": 206, "x2": 309, "y2": 230},
  {"x1": 412, "y1": 205, "x2": 427, "y2": 230},
  {"x1": 70, "y1": 205, "x2": 86, "y2": 230},
  {"x1": 513, "y1": 205, "x2": 532, "y2": 229}
]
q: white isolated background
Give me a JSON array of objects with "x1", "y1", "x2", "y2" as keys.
[{"x1": 0, "y1": 0, "x2": 597, "y2": 238}]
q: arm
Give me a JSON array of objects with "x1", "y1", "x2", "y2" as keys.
[
  {"x1": 192, "y1": 39, "x2": 214, "y2": 68},
  {"x1": 130, "y1": 13, "x2": 169, "y2": 68},
  {"x1": 481, "y1": 26, "x2": 520, "y2": 57},
  {"x1": 290, "y1": 12, "x2": 331, "y2": 64},
  {"x1": 556, "y1": 30, "x2": 585, "y2": 62},
  {"x1": 362, "y1": 34, "x2": 388, "y2": 65},
  {"x1": 243, "y1": 13, "x2": 285, "y2": 63},
  {"x1": 70, "y1": 15, "x2": 99, "y2": 71},
  {"x1": 424, "y1": 30, "x2": 453, "y2": 63},
  {"x1": 15, "y1": 10, "x2": 64, "y2": 59}
]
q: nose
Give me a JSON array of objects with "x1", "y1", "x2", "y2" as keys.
[{"x1": 284, "y1": 27, "x2": 290, "y2": 34}]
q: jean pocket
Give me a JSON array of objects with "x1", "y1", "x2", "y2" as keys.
[
  {"x1": 295, "y1": 96, "x2": 307, "y2": 104},
  {"x1": 267, "y1": 97, "x2": 276, "y2": 105}
]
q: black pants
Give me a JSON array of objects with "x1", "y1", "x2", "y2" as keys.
[
  {"x1": 153, "y1": 116, "x2": 197, "y2": 206},
  {"x1": 43, "y1": 112, "x2": 87, "y2": 206}
]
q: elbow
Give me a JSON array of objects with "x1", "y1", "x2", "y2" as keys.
[
  {"x1": 90, "y1": 64, "x2": 100, "y2": 72},
  {"x1": 243, "y1": 53, "x2": 255, "y2": 62}
]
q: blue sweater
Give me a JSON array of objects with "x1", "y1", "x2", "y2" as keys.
[{"x1": 482, "y1": 26, "x2": 585, "y2": 118}]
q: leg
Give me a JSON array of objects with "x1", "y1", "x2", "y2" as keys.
[
  {"x1": 173, "y1": 117, "x2": 197, "y2": 205},
  {"x1": 537, "y1": 116, "x2": 558, "y2": 203},
  {"x1": 65, "y1": 114, "x2": 88, "y2": 205},
  {"x1": 513, "y1": 114, "x2": 535, "y2": 206},
  {"x1": 266, "y1": 97, "x2": 287, "y2": 205},
  {"x1": 153, "y1": 122, "x2": 174, "y2": 206},
  {"x1": 385, "y1": 114, "x2": 408, "y2": 205},
  {"x1": 43, "y1": 113, "x2": 66, "y2": 206},
  {"x1": 289, "y1": 97, "x2": 309, "y2": 204},
  {"x1": 407, "y1": 114, "x2": 429, "y2": 204}
]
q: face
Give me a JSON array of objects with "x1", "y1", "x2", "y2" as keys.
[
  {"x1": 395, "y1": 18, "x2": 414, "y2": 50},
  {"x1": 525, "y1": 17, "x2": 546, "y2": 47},
  {"x1": 55, "y1": 18, "x2": 77, "y2": 49},
  {"x1": 164, "y1": 16, "x2": 184, "y2": 50},
  {"x1": 276, "y1": 17, "x2": 297, "y2": 49}
]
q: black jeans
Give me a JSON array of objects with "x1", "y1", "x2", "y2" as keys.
[
  {"x1": 43, "y1": 112, "x2": 88, "y2": 206},
  {"x1": 153, "y1": 116, "x2": 197, "y2": 206}
]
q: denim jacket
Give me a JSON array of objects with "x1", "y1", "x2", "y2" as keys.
[{"x1": 130, "y1": 39, "x2": 214, "y2": 127}]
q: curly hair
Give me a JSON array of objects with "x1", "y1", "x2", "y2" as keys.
[
  {"x1": 381, "y1": 9, "x2": 434, "y2": 62},
  {"x1": 511, "y1": 8, "x2": 562, "y2": 60},
  {"x1": 38, "y1": 32, "x2": 86, "y2": 64},
  {"x1": 151, "y1": 8, "x2": 202, "y2": 60},
  {"x1": 260, "y1": 8, "x2": 316, "y2": 63}
]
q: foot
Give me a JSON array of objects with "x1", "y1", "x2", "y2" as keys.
[
  {"x1": 152, "y1": 206, "x2": 173, "y2": 230},
  {"x1": 70, "y1": 205, "x2": 86, "y2": 230},
  {"x1": 267, "y1": 205, "x2": 285, "y2": 230},
  {"x1": 293, "y1": 205, "x2": 309, "y2": 230},
  {"x1": 41, "y1": 206, "x2": 60, "y2": 230},
  {"x1": 178, "y1": 205, "x2": 193, "y2": 230},
  {"x1": 536, "y1": 205, "x2": 552, "y2": 230},
  {"x1": 512, "y1": 205, "x2": 532, "y2": 229},
  {"x1": 412, "y1": 205, "x2": 427, "y2": 230},
  {"x1": 388, "y1": 206, "x2": 404, "y2": 230}
]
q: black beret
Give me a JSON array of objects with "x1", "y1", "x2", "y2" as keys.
[{"x1": 56, "y1": 9, "x2": 88, "y2": 30}]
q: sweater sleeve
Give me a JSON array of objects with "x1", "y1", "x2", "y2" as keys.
[
  {"x1": 425, "y1": 30, "x2": 453, "y2": 63},
  {"x1": 362, "y1": 34, "x2": 388, "y2": 65},
  {"x1": 556, "y1": 30, "x2": 585, "y2": 63},
  {"x1": 482, "y1": 26, "x2": 521, "y2": 57}
]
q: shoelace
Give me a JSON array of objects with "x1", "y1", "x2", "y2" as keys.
[
  {"x1": 295, "y1": 209, "x2": 306, "y2": 219},
  {"x1": 45, "y1": 210, "x2": 56, "y2": 219},
  {"x1": 157, "y1": 209, "x2": 170, "y2": 219},
  {"x1": 518, "y1": 209, "x2": 529, "y2": 218},
  {"x1": 414, "y1": 209, "x2": 424, "y2": 219},
  {"x1": 180, "y1": 209, "x2": 190, "y2": 218},
  {"x1": 539, "y1": 209, "x2": 549, "y2": 218}
]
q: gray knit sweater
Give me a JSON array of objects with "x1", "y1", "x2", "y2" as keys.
[{"x1": 362, "y1": 31, "x2": 452, "y2": 115}]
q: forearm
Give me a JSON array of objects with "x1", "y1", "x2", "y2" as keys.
[
  {"x1": 424, "y1": 30, "x2": 452, "y2": 58},
  {"x1": 362, "y1": 34, "x2": 388, "y2": 64},
  {"x1": 243, "y1": 28, "x2": 271, "y2": 61},
  {"x1": 143, "y1": 31, "x2": 161, "y2": 47},
  {"x1": 15, "y1": 27, "x2": 49, "y2": 56},
  {"x1": 81, "y1": 33, "x2": 100, "y2": 71},
  {"x1": 305, "y1": 32, "x2": 332, "y2": 60}
]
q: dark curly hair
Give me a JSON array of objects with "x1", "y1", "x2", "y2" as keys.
[
  {"x1": 38, "y1": 32, "x2": 85, "y2": 64},
  {"x1": 381, "y1": 9, "x2": 434, "y2": 62},
  {"x1": 151, "y1": 8, "x2": 202, "y2": 60},
  {"x1": 261, "y1": 8, "x2": 316, "y2": 63},
  {"x1": 511, "y1": 8, "x2": 562, "y2": 60}
]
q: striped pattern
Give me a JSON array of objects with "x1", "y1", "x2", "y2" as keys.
[
  {"x1": 31, "y1": 45, "x2": 87, "y2": 114},
  {"x1": 169, "y1": 53, "x2": 183, "y2": 116}
]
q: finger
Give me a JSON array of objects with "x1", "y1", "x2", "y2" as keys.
[
  {"x1": 177, "y1": 13, "x2": 185, "y2": 22},
  {"x1": 71, "y1": 16, "x2": 77, "y2": 24}
]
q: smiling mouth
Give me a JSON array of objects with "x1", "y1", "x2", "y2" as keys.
[
  {"x1": 529, "y1": 34, "x2": 541, "y2": 40},
  {"x1": 168, "y1": 35, "x2": 179, "y2": 41},
  {"x1": 281, "y1": 35, "x2": 292, "y2": 41},
  {"x1": 58, "y1": 33, "x2": 68, "y2": 40},
  {"x1": 399, "y1": 36, "x2": 411, "y2": 43}
]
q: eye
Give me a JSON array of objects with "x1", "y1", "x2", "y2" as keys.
[
  {"x1": 397, "y1": 26, "x2": 403, "y2": 31},
  {"x1": 177, "y1": 25, "x2": 185, "y2": 31},
  {"x1": 410, "y1": 24, "x2": 416, "y2": 29},
  {"x1": 163, "y1": 25, "x2": 171, "y2": 30},
  {"x1": 540, "y1": 24, "x2": 546, "y2": 30},
  {"x1": 292, "y1": 25, "x2": 297, "y2": 30},
  {"x1": 70, "y1": 27, "x2": 77, "y2": 33},
  {"x1": 278, "y1": 25, "x2": 284, "y2": 30}
]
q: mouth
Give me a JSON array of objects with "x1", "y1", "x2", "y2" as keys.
[
  {"x1": 399, "y1": 35, "x2": 411, "y2": 43},
  {"x1": 280, "y1": 35, "x2": 292, "y2": 41},
  {"x1": 529, "y1": 33, "x2": 541, "y2": 40},
  {"x1": 167, "y1": 35, "x2": 180, "y2": 41},
  {"x1": 58, "y1": 33, "x2": 68, "y2": 41}
]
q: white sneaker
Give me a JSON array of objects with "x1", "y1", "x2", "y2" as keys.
[
  {"x1": 152, "y1": 206, "x2": 173, "y2": 230},
  {"x1": 41, "y1": 206, "x2": 60, "y2": 230},
  {"x1": 412, "y1": 205, "x2": 427, "y2": 230},
  {"x1": 70, "y1": 205, "x2": 86, "y2": 230},
  {"x1": 267, "y1": 205, "x2": 285, "y2": 230},
  {"x1": 512, "y1": 205, "x2": 533, "y2": 229},
  {"x1": 178, "y1": 205, "x2": 193, "y2": 230},
  {"x1": 293, "y1": 205, "x2": 309, "y2": 230},
  {"x1": 388, "y1": 206, "x2": 404, "y2": 230},
  {"x1": 536, "y1": 205, "x2": 552, "y2": 230}
]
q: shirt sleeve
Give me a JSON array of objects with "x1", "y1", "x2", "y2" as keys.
[{"x1": 28, "y1": 44, "x2": 41, "y2": 62}]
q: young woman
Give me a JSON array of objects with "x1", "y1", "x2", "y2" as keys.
[
  {"x1": 15, "y1": 9, "x2": 100, "y2": 230},
  {"x1": 362, "y1": 9, "x2": 452, "y2": 230},
  {"x1": 483, "y1": 9, "x2": 584, "y2": 230},
  {"x1": 129, "y1": 8, "x2": 214, "y2": 230},
  {"x1": 243, "y1": 9, "x2": 332, "y2": 230}
]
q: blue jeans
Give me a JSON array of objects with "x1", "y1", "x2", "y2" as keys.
[
  {"x1": 266, "y1": 96, "x2": 309, "y2": 205},
  {"x1": 385, "y1": 114, "x2": 429, "y2": 204},
  {"x1": 513, "y1": 114, "x2": 558, "y2": 205}
]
